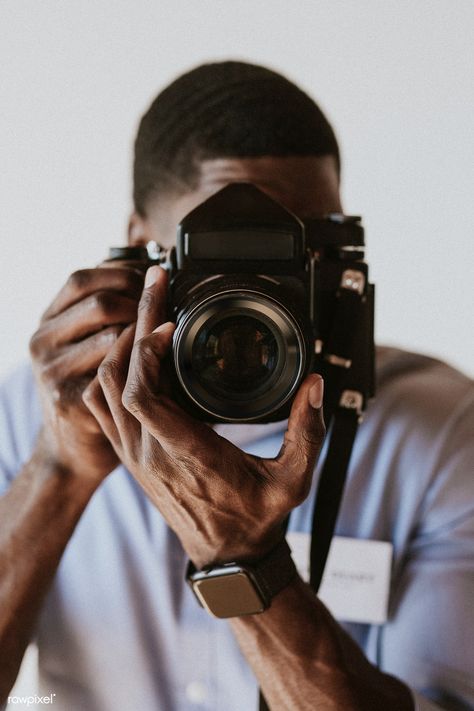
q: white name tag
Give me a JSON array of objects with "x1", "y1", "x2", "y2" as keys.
[{"x1": 286, "y1": 533, "x2": 392, "y2": 625}]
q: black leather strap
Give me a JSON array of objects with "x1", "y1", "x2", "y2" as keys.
[{"x1": 310, "y1": 407, "x2": 359, "y2": 591}]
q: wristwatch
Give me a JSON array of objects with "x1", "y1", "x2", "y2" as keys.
[{"x1": 186, "y1": 538, "x2": 297, "y2": 618}]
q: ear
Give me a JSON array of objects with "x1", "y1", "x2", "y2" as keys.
[{"x1": 128, "y1": 212, "x2": 154, "y2": 245}]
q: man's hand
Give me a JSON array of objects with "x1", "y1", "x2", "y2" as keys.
[
  {"x1": 30, "y1": 266, "x2": 144, "y2": 482},
  {"x1": 83, "y1": 266, "x2": 325, "y2": 567}
]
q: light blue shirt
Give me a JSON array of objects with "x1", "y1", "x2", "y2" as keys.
[{"x1": 1, "y1": 348, "x2": 473, "y2": 711}]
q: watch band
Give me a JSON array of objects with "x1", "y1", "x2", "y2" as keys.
[{"x1": 247, "y1": 537, "x2": 298, "y2": 601}]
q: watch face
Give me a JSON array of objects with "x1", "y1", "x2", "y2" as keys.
[{"x1": 192, "y1": 568, "x2": 266, "y2": 618}]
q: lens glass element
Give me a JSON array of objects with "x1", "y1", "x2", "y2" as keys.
[
  {"x1": 174, "y1": 290, "x2": 306, "y2": 421},
  {"x1": 192, "y1": 315, "x2": 280, "y2": 399}
]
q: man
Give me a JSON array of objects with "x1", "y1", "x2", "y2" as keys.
[{"x1": 0, "y1": 61, "x2": 473, "y2": 711}]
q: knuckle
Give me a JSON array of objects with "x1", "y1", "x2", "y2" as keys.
[
  {"x1": 29, "y1": 331, "x2": 44, "y2": 359},
  {"x1": 51, "y1": 379, "x2": 72, "y2": 411},
  {"x1": 122, "y1": 379, "x2": 160, "y2": 414},
  {"x1": 91, "y1": 290, "x2": 116, "y2": 316},
  {"x1": 122, "y1": 383, "x2": 144, "y2": 413},
  {"x1": 68, "y1": 269, "x2": 91, "y2": 291},
  {"x1": 136, "y1": 337, "x2": 156, "y2": 362},
  {"x1": 49, "y1": 375, "x2": 91, "y2": 412},
  {"x1": 41, "y1": 361, "x2": 60, "y2": 384},
  {"x1": 81, "y1": 384, "x2": 93, "y2": 404},
  {"x1": 97, "y1": 359, "x2": 121, "y2": 387},
  {"x1": 51, "y1": 381, "x2": 64, "y2": 404},
  {"x1": 123, "y1": 269, "x2": 144, "y2": 292},
  {"x1": 82, "y1": 379, "x2": 99, "y2": 405},
  {"x1": 136, "y1": 334, "x2": 170, "y2": 363}
]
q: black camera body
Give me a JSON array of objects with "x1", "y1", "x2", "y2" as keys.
[{"x1": 108, "y1": 183, "x2": 374, "y2": 423}]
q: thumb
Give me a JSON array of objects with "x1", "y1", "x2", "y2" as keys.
[{"x1": 276, "y1": 374, "x2": 326, "y2": 480}]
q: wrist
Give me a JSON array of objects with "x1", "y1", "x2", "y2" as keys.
[
  {"x1": 30, "y1": 434, "x2": 104, "y2": 499},
  {"x1": 192, "y1": 519, "x2": 289, "y2": 572}
]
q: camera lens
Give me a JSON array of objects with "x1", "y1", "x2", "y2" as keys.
[
  {"x1": 192, "y1": 314, "x2": 282, "y2": 399},
  {"x1": 174, "y1": 290, "x2": 306, "y2": 422}
]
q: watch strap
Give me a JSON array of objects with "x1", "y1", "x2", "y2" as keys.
[
  {"x1": 249, "y1": 537, "x2": 297, "y2": 601},
  {"x1": 187, "y1": 537, "x2": 298, "y2": 609}
]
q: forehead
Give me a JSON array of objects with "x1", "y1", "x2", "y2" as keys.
[{"x1": 147, "y1": 155, "x2": 341, "y2": 246}]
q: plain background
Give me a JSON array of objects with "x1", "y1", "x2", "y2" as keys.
[
  {"x1": 1, "y1": 1, "x2": 474, "y2": 382},
  {"x1": 1, "y1": 0, "x2": 473, "y2": 702}
]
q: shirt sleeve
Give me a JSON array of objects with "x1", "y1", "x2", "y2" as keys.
[
  {"x1": 0, "y1": 363, "x2": 42, "y2": 496},
  {"x1": 378, "y1": 391, "x2": 474, "y2": 710}
]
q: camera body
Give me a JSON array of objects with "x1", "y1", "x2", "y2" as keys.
[{"x1": 108, "y1": 183, "x2": 374, "y2": 423}]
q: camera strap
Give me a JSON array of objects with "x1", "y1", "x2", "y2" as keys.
[
  {"x1": 258, "y1": 400, "x2": 361, "y2": 711},
  {"x1": 309, "y1": 403, "x2": 360, "y2": 590}
]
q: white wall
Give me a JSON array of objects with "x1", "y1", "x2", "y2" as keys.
[{"x1": 1, "y1": 0, "x2": 473, "y2": 380}]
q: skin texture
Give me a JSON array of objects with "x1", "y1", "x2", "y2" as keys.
[
  {"x1": 129, "y1": 156, "x2": 343, "y2": 247},
  {"x1": 0, "y1": 265, "x2": 144, "y2": 699},
  {"x1": 95, "y1": 157, "x2": 411, "y2": 709},
  {"x1": 82, "y1": 267, "x2": 326, "y2": 568},
  {"x1": 1, "y1": 156, "x2": 413, "y2": 709},
  {"x1": 82, "y1": 267, "x2": 413, "y2": 711},
  {"x1": 30, "y1": 265, "x2": 145, "y2": 481}
]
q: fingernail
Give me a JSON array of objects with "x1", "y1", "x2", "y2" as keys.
[
  {"x1": 309, "y1": 377, "x2": 324, "y2": 409},
  {"x1": 145, "y1": 265, "x2": 161, "y2": 288}
]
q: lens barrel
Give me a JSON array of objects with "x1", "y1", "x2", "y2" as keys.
[{"x1": 174, "y1": 290, "x2": 306, "y2": 422}]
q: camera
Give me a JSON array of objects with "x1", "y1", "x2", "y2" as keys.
[{"x1": 107, "y1": 183, "x2": 374, "y2": 423}]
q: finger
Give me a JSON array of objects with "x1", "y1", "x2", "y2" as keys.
[
  {"x1": 125, "y1": 385, "x2": 212, "y2": 457},
  {"x1": 41, "y1": 325, "x2": 123, "y2": 379},
  {"x1": 134, "y1": 266, "x2": 168, "y2": 343},
  {"x1": 122, "y1": 322, "x2": 203, "y2": 450},
  {"x1": 126, "y1": 321, "x2": 175, "y2": 400},
  {"x1": 42, "y1": 267, "x2": 144, "y2": 321},
  {"x1": 124, "y1": 265, "x2": 171, "y2": 401},
  {"x1": 33, "y1": 292, "x2": 139, "y2": 354},
  {"x1": 82, "y1": 375, "x2": 121, "y2": 449},
  {"x1": 97, "y1": 324, "x2": 141, "y2": 442},
  {"x1": 276, "y1": 374, "x2": 326, "y2": 480}
]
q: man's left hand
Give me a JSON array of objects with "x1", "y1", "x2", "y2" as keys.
[{"x1": 83, "y1": 266, "x2": 325, "y2": 569}]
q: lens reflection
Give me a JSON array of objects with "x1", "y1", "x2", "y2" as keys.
[{"x1": 192, "y1": 315, "x2": 280, "y2": 399}]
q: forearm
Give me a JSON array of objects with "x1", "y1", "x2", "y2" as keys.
[
  {"x1": 0, "y1": 441, "x2": 98, "y2": 701},
  {"x1": 230, "y1": 575, "x2": 414, "y2": 711}
]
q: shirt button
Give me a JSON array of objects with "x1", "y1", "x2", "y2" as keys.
[{"x1": 185, "y1": 680, "x2": 208, "y2": 704}]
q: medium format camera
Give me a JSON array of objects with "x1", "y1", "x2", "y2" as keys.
[{"x1": 107, "y1": 183, "x2": 374, "y2": 423}]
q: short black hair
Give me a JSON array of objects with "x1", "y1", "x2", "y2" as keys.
[{"x1": 133, "y1": 60, "x2": 340, "y2": 216}]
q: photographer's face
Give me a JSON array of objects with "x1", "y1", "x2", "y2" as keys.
[{"x1": 128, "y1": 155, "x2": 342, "y2": 247}]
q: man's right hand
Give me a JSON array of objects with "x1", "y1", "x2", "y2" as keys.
[{"x1": 29, "y1": 266, "x2": 144, "y2": 482}]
